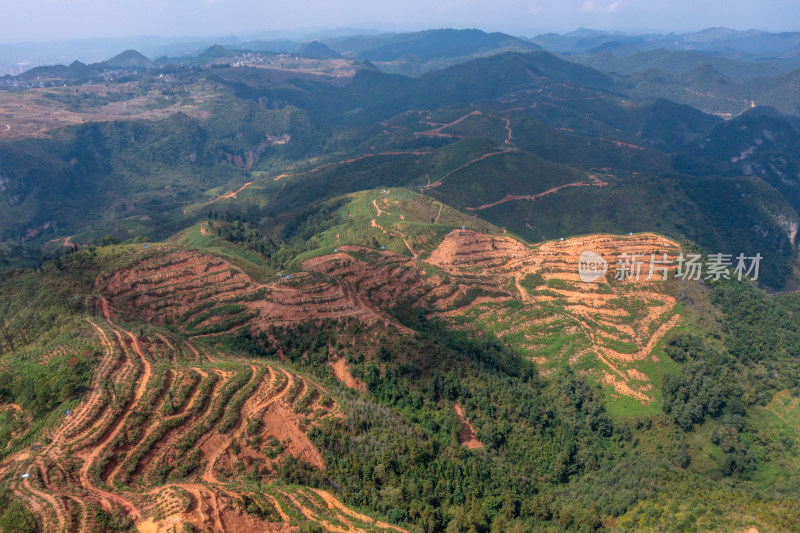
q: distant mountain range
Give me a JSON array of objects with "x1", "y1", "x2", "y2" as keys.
[
  {"x1": 530, "y1": 27, "x2": 800, "y2": 59},
  {"x1": 5, "y1": 27, "x2": 800, "y2": 76}
]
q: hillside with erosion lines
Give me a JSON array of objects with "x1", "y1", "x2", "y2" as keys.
[
  {"x1": 0, "y1": 307, "x2": 404, "y2": 532},
  {"x1": 304, "y1": 231, "x2": 680, "y2": 401},
  {"x1": 96, "y1": 249, "x2": 397, "y2": 335},
  {"x1": 0, "y1": 228, "x2": 682, "y2": 528},
  {"x1": 99, "y1": 227, "x2": 681, "y2": 403}
]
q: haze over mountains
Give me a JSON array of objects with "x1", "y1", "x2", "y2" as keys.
[{"x1": 5, "y1": 26, "x2": 800, "y2": 76}]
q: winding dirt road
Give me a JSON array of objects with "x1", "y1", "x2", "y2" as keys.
[
  {"x1": 424, "y1": 151, "x2": 505, "y2": 189},
  {"x1": 465, "y1": 174, "x2": 608, "y2": 211}
]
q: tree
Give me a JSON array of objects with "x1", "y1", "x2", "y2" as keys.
[
  {"x1": 0, "y1": 501, "x2": 39, "y2": 533},
  {"x1": 99, "y1": 235, "x2": 120, "y2": 247}
]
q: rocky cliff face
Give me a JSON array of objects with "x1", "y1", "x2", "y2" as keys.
[{"x1": 225, "y1": 134, "x2": 291, "y2": 170}]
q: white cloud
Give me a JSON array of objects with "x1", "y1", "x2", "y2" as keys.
[{"x1": 579, "y1": 0, "x2": 624, "y2": 13}]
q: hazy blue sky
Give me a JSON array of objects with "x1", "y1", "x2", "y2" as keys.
[{"x1": 4, "y1": 0, "x2": 799, "y2": 42}]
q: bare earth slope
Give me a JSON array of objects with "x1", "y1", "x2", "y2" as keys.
[
  {"x1": 305, "y1": 230, "x2": 680, "y2": 402},
  {"x1": 2, "y1": 229, "x2": 680, "y2": 531},
  {"x1": 0, "y1": 306, "x2": 405, "y2": 532},
  {"x1": 102, "y1": 229, "x2": 680, "y2": 403}
]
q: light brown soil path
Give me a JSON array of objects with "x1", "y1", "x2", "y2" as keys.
[
  {"x1": 276, "y1": 489, "x2": 349, "y2": 533},
  {"x1": 252, "y1": 367, "x2": 292, "y2": 411},
  {"x1": 425, "y1": 151, "x2": 505, "y2": 189},
  {"x1": 47, "y1": 318, "x2": 115, "y2": 447},
  {"x1": 330, "y1": 358, "x2": 367, "y2": 393},
  {"x1": 369, "y1": 190, "x2": 394, "y2": 236},
  {"x1": 22, "y1": 474, "x2": 65, "y2": 533},
  {"x1": 201, "y1": 364, "x2": 261, "y2": 485},
  {"x1": 12, "y1": 487, "x2": 52, "y2": 533},
  {"x1": 201, "y1": 438, "x2": 227, "y2": 490},
  {"x1": 402, "y1": 236, "x2": 419, "y2": 259},
  {"x1": 372, "y1": 197, "x2": 390, "y2": 217},
  {"x1": 77, "y1": 319, "x2": 152, "y2": 524},
  {"x1": 185, "y1": 340, "x2": 212, "y2": 362},
  {"x1": 371, "y1": 218, "x2": 386, "y2": 233},
  {"x1": 454, "y1": 404, "x2": 483, "y2": 450},
  {"x1": 264, "y1": 493, "x2": 292, "y2": 522},
  {"x1": 100, "y1": 296, "x2": 113, "y2": 322},
  {"x1": 514, "y1": 273, "x2": 532, "y2": 303},
  {"x1": 156, "y1": 333, "x2": 175, "y2": 353},
  {"x1": 175, "y1": 368, "x2": 208, "y2": 414},
  {"x1": 170, "y1": 483, "x2": 225, "y2": 532},
  {"x1": 416, "y1": 110, "x2": 482, "y2": 138},
  {"x1": 465, "y1": 174, "x2": 608, "y2": 211},
  {"x1": 209, "y1": 181, "x2": 253, "y2": 205},
  {"x1": 493, "y1": 115, "x2": 514, "y2": 145},
  {"x1": 433, "y1": 202, "x2": 444, "y2": 224},
  {"x1": 309, "y1": 488, "x2": 409, "y2": 532},
  {"x1": 123, "y1": 330, "x2": 153, "y2": 404},
  {"x1": 634, "y1": 314, "x2": 681, "y2": 360},
  {"x1": 273, "y1": 151, "x2": 431, "y2": 182}
]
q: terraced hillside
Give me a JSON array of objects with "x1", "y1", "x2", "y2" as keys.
[
  {"x1": 100, "y1": 222, "x2": 681, "y2": 405},
  {"x1": 96, "y1": 248, "x2": 389, "y2": 334},
  {"x1": 0, "y1": 303, "x2": 404, "y2": 532},
  {"x1": 305, "y1": 230, "x2": 681, "y2": 403}
]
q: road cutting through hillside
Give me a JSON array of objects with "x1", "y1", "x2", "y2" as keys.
[
  {"x1": 416, "y1": 110, "x2": 482, "y2": 138},
  {"x1": 433, "y1": 202, "x2": 444, "y2": 223},
  {"x1": 402, "y1": 236, "x2": 419, "y2": 258},
  {"x1": 330, "y1": 357, "x2": 367, "y2": 392},
  {"x1": 424, "y1": 150, "x2": 505, "y2": 189},
  {"x1": 208, "y1": 181, "x2": 253, "y2": 205},
  {"x1": 496, "y1": 115, "x2": 514, "y2": 145},
  {"x1": 309, "y1": 488, "x2": 409, "y2": 532},
  {"x1": 271, "y1": 151, "x2": 432, "y2": 185},
  {"x1": 454, "y1": 404, "x2": 483, "y2": 450},
  {"x1": 465, "y1": 174, "x2": 608, "y2": 210},
  {"x1": 275, "y1": 489, "x2": 350, "y2": 533}
]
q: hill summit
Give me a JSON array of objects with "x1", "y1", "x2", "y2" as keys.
[
  {"x1": 104, "y1": 49, "x2": 154, "y2": 68},
  {"x1": 297, "y1": 40, "x2": 342, "y2": 59}
]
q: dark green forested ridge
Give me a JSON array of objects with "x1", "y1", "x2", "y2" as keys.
[{"x1": 4, "y1": 51, "x2": 800, "y2": 288}]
